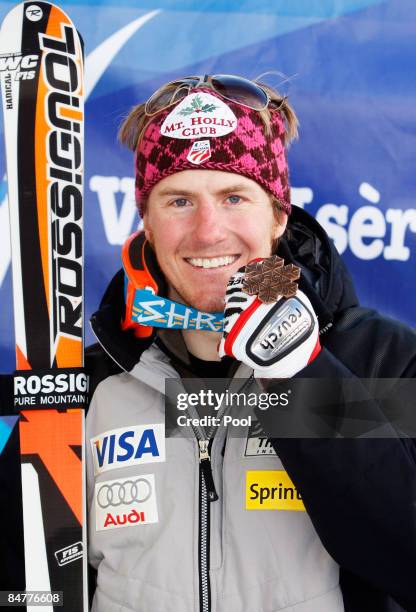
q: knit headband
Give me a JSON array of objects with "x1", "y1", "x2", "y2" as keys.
[{"x1": 135, "y1": 88, "x2": 291, "y2": 215}]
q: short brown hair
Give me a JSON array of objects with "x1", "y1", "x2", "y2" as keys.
[{"x1": 119, "y1": 79, "x2": 298, "y2": 152}]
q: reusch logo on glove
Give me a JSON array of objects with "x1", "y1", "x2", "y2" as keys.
[
  {"x1": 259, "y1": 301, "x2": 307, "y2": 350},
  {"x1": 91, "y1": 424, "x2": 165, "y2": 475},
  {"x1": 247, "y1": 297, "x2": 315, "y2": 366}
]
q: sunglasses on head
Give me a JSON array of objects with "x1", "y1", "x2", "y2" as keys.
[{"x1": 144, "y1": 74, "x2": 271, "y2": 116}]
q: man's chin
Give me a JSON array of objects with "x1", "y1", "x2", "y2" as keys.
[
  {"x1": 170, "y1": 288, "x2": 224, "y2": 314},
  {"x1": 186, "y1": 295, "x2": 225, "y2": 313},
  {"x1": 166, "y1": 276, "x2": 227, "y2": 314}
]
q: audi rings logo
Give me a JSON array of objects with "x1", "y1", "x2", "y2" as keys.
[
  {"x1": 95, "y1": 474, "x2": 158, "y2": 530},
  {"x1": 97, "y1": 478, "x2": 152, "y2": 508}
]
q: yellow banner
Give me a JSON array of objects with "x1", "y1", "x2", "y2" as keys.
[{"x1": 246, "y1": 470, "x2": 305, "y2": 511}]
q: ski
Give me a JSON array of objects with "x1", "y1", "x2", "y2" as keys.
[{"x1": 0, "y1": 2, "x2": 87, "y2": 610}]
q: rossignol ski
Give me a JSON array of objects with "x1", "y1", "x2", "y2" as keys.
[{"x1": 0, "y1": 2, "x2": 87, "y2": 610}]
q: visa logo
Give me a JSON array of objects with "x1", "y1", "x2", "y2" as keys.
[{"x1": 91, "y1": 424, "x2": 165, "y2": 475}]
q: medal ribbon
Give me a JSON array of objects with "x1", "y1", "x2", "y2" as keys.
[{"x1": 129, "y1": 287, "x2": 224, "y2": 332}]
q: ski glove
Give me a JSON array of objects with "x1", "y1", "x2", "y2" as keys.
[{"x1": 218, "y1": 263, "x2": 321, "y2": 378}]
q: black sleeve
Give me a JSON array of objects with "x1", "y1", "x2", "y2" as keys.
[{"x1": 256, "y1": 348, "x2": 416, "y2": 609}]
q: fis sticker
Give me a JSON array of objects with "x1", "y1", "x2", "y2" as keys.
[
  {"x1": 244, "y1": 420, "x2": 277, "y2": 456},
  {"x1": 187, "y1": 140, "x2": 211, "y2": 165},
  {"x1": 246, "y1": 470, "x2": 305, "y2": 511},
  {"x1": 161, "y1": 92, "x2": 237, "y2": 140},
  {"x1": 55, "y1": 542, "x2": 83, "y2": 566},
  {"x1": 95, "y1": 474, "x2": 158, "y2": 531},
  {"x1": 91, "y1": 424, "x2": 165, "y2": 476}
]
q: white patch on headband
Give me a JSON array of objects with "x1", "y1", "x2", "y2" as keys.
[
  {"x1": 187, "y1": 140, "x2": 211, "y2": 165},
  {"x1": 161, "y1": 92, "x2": 237, "y2": 140}
]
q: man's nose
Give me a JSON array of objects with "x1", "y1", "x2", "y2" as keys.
[{"x1": 192, "y1": 201, "x2": 228, "y2": 244}]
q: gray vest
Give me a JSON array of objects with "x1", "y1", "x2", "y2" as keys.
[{"x1": 86, "y1": 344, "x2": 344, "y2": 612}]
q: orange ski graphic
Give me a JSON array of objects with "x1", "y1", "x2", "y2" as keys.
[{"x1": 20, "y1": 409, "x2": 83, "y2": 524}]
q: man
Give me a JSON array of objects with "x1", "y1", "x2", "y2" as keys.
[{"x1": 86, "y1": 75, "x2": 416, "y2": 611}]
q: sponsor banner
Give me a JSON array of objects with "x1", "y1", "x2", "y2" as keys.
[
  {"x1": 161, "y1": 92, "x2": 237, "y2": 139},
  {"x1": 246, "y1": 470, "x2": 305, "y2": 511},
  {"x1": 54, "y1": 541, "x2": 83, "y2": 567},
  {"x1": 95, "y1": 473, "x2": 158, "y2": 531},
  {"x1": 13, "y1": 368, "x2": 89, "y2": 410},
  {"x1": 91, "y1": 423, "x2": 165, "y2": 475}
]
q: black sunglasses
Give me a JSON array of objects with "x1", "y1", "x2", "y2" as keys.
[{"x1": 145, "y1": 74, "x2": 271, "y2": 116}]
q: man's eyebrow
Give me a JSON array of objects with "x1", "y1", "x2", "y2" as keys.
[
  {"x1": 156, "y1": 184, "x2": 254, "y2": 197},
  {"x1": 214, "y1": 183, "x2": 254, "y2": 196},
  {"x1": 156, "y1": 188, "x2": 196, "y2": 197}
]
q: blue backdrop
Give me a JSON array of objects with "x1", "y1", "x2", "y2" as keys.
[{"x1": 1, "y1": 0, "x2": 415, "y2": 372}]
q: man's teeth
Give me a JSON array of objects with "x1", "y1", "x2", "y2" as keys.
[{"x1": 187, "y1": 255, "x2": 237, "y2": 269}]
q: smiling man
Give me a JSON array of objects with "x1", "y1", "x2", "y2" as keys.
[
  {"x1": 144, "y1": 170, "x2": 284, "y2": 313},
  {"x1": 143, "y1": 169, "x2": 288, "y2": 361},
  {"x1": 86, "y1": 75, "x2": 416, "y2": 612}
]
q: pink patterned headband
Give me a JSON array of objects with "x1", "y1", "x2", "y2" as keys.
[{"x1": 135, "y1": 89, "x2": 291, "y2": 215}]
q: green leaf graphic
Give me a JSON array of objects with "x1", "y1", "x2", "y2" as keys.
[
  {"x1": 179, "y1": 95, "x2": 218, "y2": 116},
  {"x1": 202, "y1": 104, "x2": 216, "y2": 112}
]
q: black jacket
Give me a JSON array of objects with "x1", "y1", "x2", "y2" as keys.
[{"x1": 88, "y1": 206, "x2": 416, "y2": 612}]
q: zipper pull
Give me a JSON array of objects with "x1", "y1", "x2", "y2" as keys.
[{"x1": 199, "y1": 440, "x2": 219, "y2": 502}]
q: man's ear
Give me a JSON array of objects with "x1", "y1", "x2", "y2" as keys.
[
  {"x1": 142, "y1": 212, "x2": 153, "y2": 244},
  {"x1": 273, "y1": 211, "x2": 288, "y2": 240}
]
